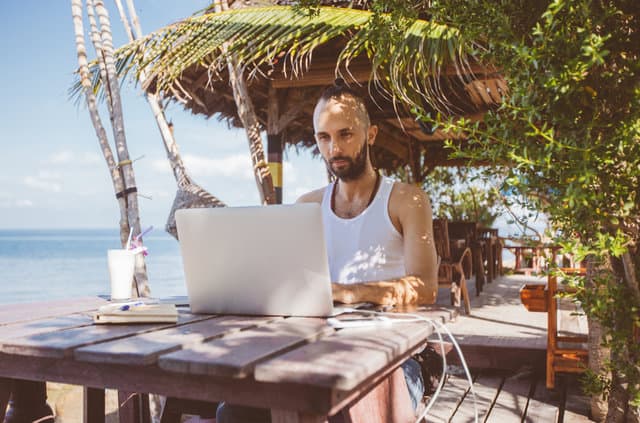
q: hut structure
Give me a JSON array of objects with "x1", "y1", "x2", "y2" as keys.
[{"x1": 118, "y1": 1, "x2": 507, "y2": 203}]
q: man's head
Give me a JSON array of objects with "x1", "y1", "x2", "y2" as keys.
[{"x1": 313, "y1": 80, "x2": 378, "y2": 181}]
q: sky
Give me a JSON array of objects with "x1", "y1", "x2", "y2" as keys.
[{"x1": 0, "y1": 1, "x2": 328, "y2": 229}]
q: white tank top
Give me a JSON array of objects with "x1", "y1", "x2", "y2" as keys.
[{"x1": 321, "y1": 176, "x2": 405, "y2": 284}]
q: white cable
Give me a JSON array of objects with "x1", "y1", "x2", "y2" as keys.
[
  {"x1": 336, "y1": 309, "x2": 479, "y2": 423},
  {"x1": 416, "y1": 314, "x2": 448, "y2": 422}
]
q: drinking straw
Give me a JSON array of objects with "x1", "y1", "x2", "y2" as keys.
[
  {"x1": 125, "y1": 228, "x2": 133, "y2": 251},
  {"x1": 135, "y1": 225, "x2": 154, "y2": 241}
]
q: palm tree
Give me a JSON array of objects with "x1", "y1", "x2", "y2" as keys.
[{"x1": 72, "y1": 0, "x2": 149, "y2": 297}]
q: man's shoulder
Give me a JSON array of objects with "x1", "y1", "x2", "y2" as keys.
[
  {"x1": 389, "y1": 180, "x2": 430, "y2": 219},
  {"x1": 295, "y1": 186, "x2": 327, "y2": 204},
  {"x1": 389, "y1": 180, "x2": 427, "y2": 202}
]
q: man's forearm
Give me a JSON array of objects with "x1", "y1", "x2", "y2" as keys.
[{"x1": 332, "y1": 276, "x2": 437, "y2": 306}]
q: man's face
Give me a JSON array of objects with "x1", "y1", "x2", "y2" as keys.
[{"x1": 313, "y1": 96, "x2": 377, "y2": 181}]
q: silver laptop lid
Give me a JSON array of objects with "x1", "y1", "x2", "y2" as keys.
[{"x1": 175, "y1": 203, "x2": 333, "y2": 316}]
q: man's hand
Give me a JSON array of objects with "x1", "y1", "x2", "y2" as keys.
[{"x1": 332, "y1": 276, "x2": 425, "y2": 306}]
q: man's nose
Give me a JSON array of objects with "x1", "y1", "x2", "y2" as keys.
[{"x1": 329, "y1": 139, "x2": 343, "y2": 155}]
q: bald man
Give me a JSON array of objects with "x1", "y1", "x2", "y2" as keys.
[
  {"x1": 214, "y1": 82, "x2": 438, "y2": 423},
  {"x1": 298, "y1": 82, "x2": 438, "y2": 306}
]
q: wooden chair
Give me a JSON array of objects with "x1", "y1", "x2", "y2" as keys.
[
  {"x1": 448, "y1": 220, "x2": 486, "y2": 294},
  {"x1": 433, "y1": 218, "x2": 473, "y2": 314},
  {"x1": 477, "y1": 227, "x2": 500, "y2": 283},
  {"x1": 546, "y1": 268, "x2": 588, "y2": 388}
]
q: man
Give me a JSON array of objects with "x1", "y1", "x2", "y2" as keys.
[{"x1": 215, "y1": 81, "x2": 439, "y2": 423}]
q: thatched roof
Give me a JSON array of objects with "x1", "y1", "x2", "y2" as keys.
[
  {"x1": 168, "y1": 40, "x2": 505, "y2": 171},
  {"x1": 117, "y1": 4, "x2": 507, "y2": 172}
]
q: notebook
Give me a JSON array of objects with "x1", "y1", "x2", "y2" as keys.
[{"x1": 175, "y1": 204, "x2": 335, "y2": 317}]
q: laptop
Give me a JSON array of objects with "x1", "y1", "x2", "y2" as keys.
[{"x1": 175, "y1": 204, "x2": 335, "y2": 317}]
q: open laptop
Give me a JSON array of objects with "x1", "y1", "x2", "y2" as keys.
[{"x1": 175, "y1": 204, "x2": 335, "y2": 317}]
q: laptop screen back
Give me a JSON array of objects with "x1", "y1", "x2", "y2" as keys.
[{"x1": 175, "y1": 204, "x2": 333, "y2": 316}]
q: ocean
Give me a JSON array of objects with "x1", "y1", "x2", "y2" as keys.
[{"x1": 0, "y1": 229, "x2": 187, "y2": 304}]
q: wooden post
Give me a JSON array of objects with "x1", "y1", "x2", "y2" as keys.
[
  {"x1": 84, "y1": 387, "x2": 105, "y2": 423},
  {"x1": 268, "y1": 85, "x2": 283, "y2": 204},
  {"x1": 268, "y1": 134, "x2": 284, "y2": 204},
  {"x1": 0, "y1": 378, "x2": 10, "y2": 422},
  {"x1": 3, "y1": 380, "x2": 54, "y2": 423}
]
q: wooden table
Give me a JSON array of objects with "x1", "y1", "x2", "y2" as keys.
[{"x1": 0, "y1": 297, "x2": 455, "y2": 423}]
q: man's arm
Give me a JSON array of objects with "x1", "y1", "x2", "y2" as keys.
[{"x1": 332, "y1": 184, "x2": 438, "y2": 306}]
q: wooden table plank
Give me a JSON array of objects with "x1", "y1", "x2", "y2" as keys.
[
  {"x1": 0, "y1": 314, "x2": 94, "y2": 342},
  {"x1": 0, "y1": 297, "x2": 107, "y2": 325},
  {"x1": 255, "y1": 321, "x2": 431, "y2": 391},
  {"x1": 159, "y1": 317, "x2": 332, "y2": 377},
  {"x1": 485, "y1": 372, "x2": 532, "y2": 422},
  {"x1": 450, "y1": 372, "x2": 503, "y2": 423},
  {"x1": 75, "y1": 315, "x2": 278, "y2": 365},
  {"x1": 0, "y1": 352, "x2": 336, "y2": 414},
  {"x1": 0, "y1": 311, "x2": 208, "y2": 358}
]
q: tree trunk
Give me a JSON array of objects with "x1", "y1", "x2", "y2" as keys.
[
  {"x1": 82, "y1": 0, "x2": 149, "y2": 297},
  {"x1": 114, "y1": 0, "x2": 226, "y2": 241},
  {"x1": 605, "y1": 254, "x2": 639, "y2": 422},
  {"x1": 72, "y1": 0, "x2": 124, "y2": 210},
  {"x1": 585, "y1": 257, "x2": 610, "y2": 422},
  {"x1": 227, "y1": 55, "x2": 276, "y2": 205}
]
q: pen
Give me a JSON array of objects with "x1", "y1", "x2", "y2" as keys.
[
  {"x1": 118, "y1": 300, "x2": 159, "y2": 310},
  {"x1": 120, "y1": 301, "x2": 145, "y2": 311}
]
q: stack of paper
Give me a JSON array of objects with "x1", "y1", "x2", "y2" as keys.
[{"x1": 94, "y1": 301, "x2": 178, "y2": 324}]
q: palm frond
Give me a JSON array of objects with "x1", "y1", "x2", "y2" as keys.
[{"x1": 74, "y1": 6, "x2": 475, "y2": 114}]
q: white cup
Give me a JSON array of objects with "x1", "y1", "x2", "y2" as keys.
[{"x1": 107, "y1": 249, "x2": 136, "y2": 300}]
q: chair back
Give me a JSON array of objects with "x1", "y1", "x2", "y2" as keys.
[
  {"x1": 432, "y1": 218, "x2": 451, "y2": 261},
  {"x1": 448, "y1": 221, "x2": 478, "y2": 245}
]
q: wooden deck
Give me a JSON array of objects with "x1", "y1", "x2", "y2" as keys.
[
  {"x1": 430, "y1": 273, "x2": 594, "y2": 422},
  {"x1": 423, "y1": 368, "x2": 592, "y2": 422}
]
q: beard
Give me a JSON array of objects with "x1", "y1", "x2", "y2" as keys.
[{"x1": 325, "y1": 142, "x2": 369, "y2": 182}]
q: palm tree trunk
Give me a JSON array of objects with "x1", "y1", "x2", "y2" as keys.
[
  {"x1": 83, "y1": 0, "x2": 149, "y2": 297},
  {"x1": 72, "y1": 0, "x2": 124, "y2": 211},
  {"x1": 114, "y1": 0, "x2": 225, "y2": 241},
  {"x1": 114, "y1": 0, "x2": 189, "y2": 185},
  {"x1": 73, "y1": 0, "x2": 129, "y2": 251},
  {"x1": 227, "y1": 55, "x2": 276, "y2": 205}
]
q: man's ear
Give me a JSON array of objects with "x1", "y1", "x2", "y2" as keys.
[{"x1": 368, "y1": 125, "x2": 378, "y2": 145}]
